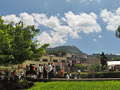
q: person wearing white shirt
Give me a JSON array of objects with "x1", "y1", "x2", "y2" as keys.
[
  {"x1": 38, "y1": 64, "x2": 43, "y2": 78},
  {"x1": 47, "y1": 63, "x2": 52, "y2": 79}
]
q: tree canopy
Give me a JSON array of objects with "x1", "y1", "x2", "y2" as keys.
[
  {"x1": 116, "y1": 25, "x2": 120, "y2": 38},
  {"x1": 0, "y1": 17, "x2": 49, "y2": 65}
]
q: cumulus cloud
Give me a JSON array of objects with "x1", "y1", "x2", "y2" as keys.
[
  {"x1": 63, "y1": 11, "x2": 101, "y2": 34},
  {"x1": 2, "y1": 11, "x2": 101, "y2": 47},
  {"x1": 2, "y1": 12, "x2": 38, "y2": 27},
  {"x1": 2, "y1": 14, "x2": 20, "y2": 24},
  {"x1": 19, "y1": 12, "x2": 38, "y2": 27},
  {"x1": 100, "y1": 8, "x2": 120, "y2": 31},
  {"x1": 36, "y1": 31, "x2": 66, "y2": 47}
]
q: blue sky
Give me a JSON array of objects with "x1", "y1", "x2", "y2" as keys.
[{"x1": 1, "y1": 0, "x2": 120, "y2": 55}]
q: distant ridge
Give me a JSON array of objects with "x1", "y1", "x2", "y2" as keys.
[{"x1": 46, "y1": 45, "x2": 87, "y2": 55}]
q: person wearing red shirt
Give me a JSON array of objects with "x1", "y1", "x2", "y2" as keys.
[{"x1": 59, "y1": 69, "x2": 64, "y2": 78}]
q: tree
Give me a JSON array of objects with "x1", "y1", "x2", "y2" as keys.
[
  {"x1": 76, "y1": 64, "x2": 88, "y2": 72},
  {"x1": 89, "y1": 64, "x2": 100, "y2": 72},
  {"x1": 0, "y1": 17, "x2": 14, "y2": 64},
  {"x1": 100, "y1": 52, "x2": 108, "y2": 70},
  {"x1": 116, "y1": 25, "x2": 120, "y2": 38},
  {"x1": 0, "y1": 17, "x2": 49, "y2": 65}
]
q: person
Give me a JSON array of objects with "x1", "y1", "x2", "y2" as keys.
[
  {"x1": 17, "y1": 71, "x2": 21, "y2": 80},
  {"x1": 13, "y1": 70, "x2": 17, "y2": 77},
  {"x1": 69, "y1": 72, "x2": 72, "y2": 79},
  {"x1": 33, "y1": 64, "x2": 36, "y2": 75},
  {"x1": 30, "y1": 64, "x2": 33, "y2": 74},
  {"x1": 43, "y1": 64, "x2": 47, "y2": 78},
  {"x1": 13, "y1": 70, "x2": 18, "y2": 82},
  {"x1": 47, "y1": 63, "x2": 53, "y2": 79},
  {"x1": 26, "y1": 65, "x2": 29, "y2": 75},
  {"x1": 74, "y1": 71, "x2": 77, "y2": 79},
  {"x1": 20, "y1": 71, "x2": 24, "y2": 80},
  {"x1": 51, "y1": 65, "x2": 55, "y2": 78},
  {"x1": 59, "y1": 69, "x2": 64, "y2": 78},
  {"x1": 66, "y1": 72, "x2": 70, "y2": 79},
  {"x1": 77, "y1": 70, "x2": 81, "y2": 79},
  {"x1": 38, "y1": 64, "x2": 43, "y2": 78}
]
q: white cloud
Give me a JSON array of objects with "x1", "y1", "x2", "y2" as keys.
[
  {"x1": 19, "y1": 12, "x2": 38, "y2": 27},
  {"x1": 2, "y1": 14, "x2": 20, "y2": 24},
  {"x1": 100, "y1": 8, "x2": 120, "y2": 31},
  {"x1": 98, "y1": 35, "x2": 102, "y2": 38},
  {"x1": 37, "y1": 31, "x2": 66, "y2": 47},
  {"x1": 2, "y1": 12, "x2": 38, "y2": 27},
  {"x1": 64, "y1": 11, "x2": 101, "y2": 34},
  {"x1": 2, "y1": 11, "x2": 101, "y2": 47},
  {"x1": 32, "y1": 13, "x2": 60, "y2": 29},
  {"x1": 93, "y1": 39, "x2": 97, "y2": 42}
]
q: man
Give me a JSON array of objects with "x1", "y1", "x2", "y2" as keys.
[
  {"x1": 47, "y1": 63, "x2": 52, "y2": 79},
  {"x1": 38, "y1": 64, "x2": 43, "y2": 78}
]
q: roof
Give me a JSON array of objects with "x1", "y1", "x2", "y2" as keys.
[{"x1": 107, "y1": 61, "x2": 120, "y2": 66}]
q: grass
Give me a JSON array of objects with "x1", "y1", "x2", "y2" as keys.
[{"x1": 27, "y1": 81, "x2": 120, "y2": 90}]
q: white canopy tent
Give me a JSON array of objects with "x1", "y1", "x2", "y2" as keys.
[{"x1": 107, "y1": 61, "x2": 120, "y2": 66}]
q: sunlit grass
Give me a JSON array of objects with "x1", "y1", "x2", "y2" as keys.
[{"x1": 27, "y1": 81, "x2": 120, "y2": 90}]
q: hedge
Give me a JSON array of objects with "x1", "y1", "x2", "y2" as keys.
[{"x1": 55, "y1": 72, "x2": 120, "y2": 78}]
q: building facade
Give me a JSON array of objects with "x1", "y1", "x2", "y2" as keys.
[{"x1": 23, "y1": 54, "x2": 101, "y2": 72}]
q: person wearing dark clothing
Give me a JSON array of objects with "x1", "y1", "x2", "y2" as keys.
[
  {"x1": 26, "y1": 65, "x2": 29, "y2": 75},
  {"x1": 43, "y1": 64, "x2": 47, "y2": 78},
  {"x1": 30, "y1": 64, "x2": 33, "y2": 74},
  {"x1": 51, "y1": 65, "x2": 55, "y2": 78}
]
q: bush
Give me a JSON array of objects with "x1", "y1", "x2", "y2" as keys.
[{"x1": 80, "y1": 72, "x2": 120, "y2": 78}]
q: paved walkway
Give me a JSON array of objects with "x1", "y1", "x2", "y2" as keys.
[{"x1": 26, "y1": 77, "x2": 120, "y2": 82}]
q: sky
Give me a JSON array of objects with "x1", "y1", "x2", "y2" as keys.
[{"x1": 1, "y1": 0, "x2": 120, "y2": 55}]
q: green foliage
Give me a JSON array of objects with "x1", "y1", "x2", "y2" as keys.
[
  {"x1": 100, "y1": 52, "x2": 108, "y2": 70},
  {"x1": 89, "y1": 64, "x2": 100, "y2": 72},
  {"x1": 76, "y1": 64, "x2": 88, "y2": 72},
  {"x1": 88, "y1": 53, "x2": 120, "y2": 60},
  {"x1": 116, "y1": 25, "x2": 120, "y2": 38},
  {"x1": 76, "y1": 64, "x2": 100, "y2": 72},
  {"x1": 0, "y1": 17, "x2": 49, "y2": 65},
  {"x1": 27, "y1": 81, "x2": 120, "y2": 90},
  {"x1": 47, "y1": 50, "x2": 67, "y2": 57}
]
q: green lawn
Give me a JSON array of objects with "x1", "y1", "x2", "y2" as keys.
[{"x1": 27, "y1": 81, "x2": 120, "y2": 90}]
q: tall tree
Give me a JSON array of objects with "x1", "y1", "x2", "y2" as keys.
[
  {"x1": 0, "y1": 17, "x2": 14, "y2": 64},
  {"x1": 0, "y1": 17, "x2": 49, "y2": 65},
  {"x1": 100, "y1": 52, "x2": 108, "y2": 70}
]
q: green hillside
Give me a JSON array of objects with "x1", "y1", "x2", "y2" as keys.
[{"x1": 46, "y1": 45, "x2": 86, "y2": 55}]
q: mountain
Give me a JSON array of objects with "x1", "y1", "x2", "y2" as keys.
[{"x1": 46, "y1": 45, "x2": 87, "y2": 55}]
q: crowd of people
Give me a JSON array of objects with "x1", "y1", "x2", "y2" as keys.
[
  {"x1": 26, "y1": 63, "x2": 55, "y2": 79},
  {"x1": 25, "y1": 63, "x2": 82, "y2": 79},
  {"x1": 6, "y1": 63, "x2": 82, "y2": 80}
]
